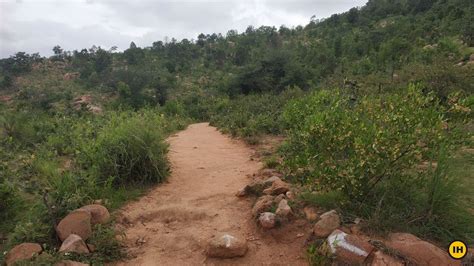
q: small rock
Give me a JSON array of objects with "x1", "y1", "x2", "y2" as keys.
[
  {"x1": 263, "y1": 179, "x2": 290, "y2": 195},
  {"x1": 385, "y1": 233, "x2": 459, "y2": 265},
  {"x1": 235, "y1": 187, "x2": 247, "y2": 197},
  {"x1": 327, "y1": 229, "x2": 374, "y2": 265},
  {"x1": 79, "y1": 204, "x2": 110, "y2": 225},
  {"x1": 285, "y1": 191, "x2": 295, "y2": 200},
  {"x1": 56, "y1": 210, "x2": 92, "y2": 241},
  {"x1": 263, "y1": 176, "x2": 281, "y2": 186},
  {"x1": 258, "y1": 212, "x2": 276, "y2": 229},
  {"x1": 55, "y1": 260, "x2": 90, "y2": 266},
  {"x1": 275, "y1": 199, "x2": 292, "y2": 219},
  {"x1": 206, "y1": 233, "x2": 248, "y2": 258},
  {"x1": 59, "y1": 234, "x2": 90, "y2": 254},
  {"x1": 313, "y1": 210, "x2": 340, "y2": 238},
  {"x1": 273, "y1": 194, "x2": 286, "y2": 204},
  {"x1": 368, "y1": 250, "x2": 404, "y2": 266},
  {"x1": 5, "y1": 243, "x2": 42, "y2": 266},
  {"x1": 303, "y1": 206, "x2": 318, "y2": 221},
  {"x1": 252, "y1": 195, "x2": 274, "y2": 216}
]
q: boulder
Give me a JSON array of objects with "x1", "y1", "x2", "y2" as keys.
[
  {"x1": 5, "y1": 243, "x2": 42, "y2": 266},
  {"x1": 258, "y1": 212, "x2": 276, "y2": 229},
  {"x1": 327, "y1": 229, "x2": 374, "y2": 265},
  {"x1": 368, "y1": 250, "x2": 404, "y2": 266},
  {"x1": 59, "y1": 234, "x2": 90, "y2": 254},
  {"x1": 55, "y1": 260, "x2": 90, "y2": 266},
  {"x1": 263, "y1": 179, "x2": 290, "y2": 195},
  {"x1": 206, "y1": 233, "x2": 248, "y2": 258},
  {"x1": 385, "y1": 233, "x2": 459, "y2": 265},
  {"x1": 56, "y1": 210, "x2": 92, "y2": 241},
  {"x1": 275, "y1": 199, "x2": 292, "y2": 219},
  {"x1": 285, "y1": 191, "x2": 295, "y2": 200},
  {"x1": 252, "y1": 195, "x2": 274, "y2": 216},
  {"x1": 303, "y1": 206, "x2": 318, "y2": 222},
  {"x1": 79, "y1": 204, "x2": 110, "y2": 225},
  {"x1": 313, "y1": 210, "x2": 340, "y2": 238}
]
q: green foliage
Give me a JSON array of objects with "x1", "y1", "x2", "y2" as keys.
[
  {"x1": 0, "y1": 182, "x2": 21, "y2": 224},
  {"x1": 82, "y1": 111, "x2": 170, "y2": 185},
  {"x1": 209, "y1": 88, "x2": 304, "y2": 141},
  {"x1": 282, "y1": 86, "x2": 473, "y2": 243},
  {"x1": 282, "y1": 86, "x2": 450, "y2": 199},
  {"x1": 0, "y1": 52, "x2": 42, "y2": 76}
]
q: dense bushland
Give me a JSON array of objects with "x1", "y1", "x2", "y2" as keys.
[{"x1": 281, "y1": 86, "x2": 473, "y2": 243}]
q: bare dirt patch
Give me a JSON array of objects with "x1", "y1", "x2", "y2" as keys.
[{"x1": 114, "y1": 123, "x2": 309, "y2": 265}]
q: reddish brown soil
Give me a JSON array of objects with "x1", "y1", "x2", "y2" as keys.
[{"x1": 114, "y1": 123, "x2": 309, "y2": 265}]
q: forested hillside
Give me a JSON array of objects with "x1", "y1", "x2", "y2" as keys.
[{"x1": 1, "y1": 0, "x2": 473, "y2": 264}]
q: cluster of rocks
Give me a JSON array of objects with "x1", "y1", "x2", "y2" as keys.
[
  {"x1": 235, "y1": 168, "x2": 463, "y2": 265},
  {"x1": 72, "y1": 95, "x2": 102, "y2": 114},
  {"x1": 5, "y1": 204, "x2": 110, "y2": 266},
  {"x1": 202, "y1": 171, "x2": 294, "y2": 259},
  {"x1": 236, "y1": 173, "x2": 294, "y2": 230},
  {"x1": 310, "y1": 209, "x2": 460, "y2": 265}
]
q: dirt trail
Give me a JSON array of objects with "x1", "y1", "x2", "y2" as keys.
[{"x1": 114, "y1": 123, "x2": 309, "y2": 265}]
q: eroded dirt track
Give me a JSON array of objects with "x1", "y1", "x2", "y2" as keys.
[{"x1": 115, "y1": 123, "x2": 308, "y2": 266}]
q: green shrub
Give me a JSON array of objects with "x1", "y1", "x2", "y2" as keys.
[
  {"x1": 282, "y1": 85, "x2": 473, "y2": 243},
  {"x1": 209, "y1": 88, "x2": 304, "y2": 140},
  {"x1": 0, "y1": 182, "x2": 20, "y2": 222},
  {"x1": 282, "y1": 85, "x2": 450, "y2": 199},
  {"x1": 82, "y1": 111, "x2": 169, "y2": 185}
]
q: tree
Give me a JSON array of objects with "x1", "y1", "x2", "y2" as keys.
[
  {"x1": 52, "y1": 45, "x2": 64, "y2": 61},
  {"x1": 94, "y1": 48, "x2": 112, "y2": 73}
]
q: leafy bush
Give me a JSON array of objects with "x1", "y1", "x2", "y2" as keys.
[
  {"x1": 282, "y1": 86, "x2": 473, "y2": 243},
  {"x1": 82, "y1": 111, "x2": 170, "y2": 185},
  {"x1": 209, "y1": 88, "x2": 304, "y2": 141},
  {"x1": 282, "y1": 86, "x2": 450, "y2": 199}
]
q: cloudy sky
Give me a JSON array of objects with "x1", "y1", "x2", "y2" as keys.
[{"x1": 0, "y1": 0, "x2": 367, "y2": 58}]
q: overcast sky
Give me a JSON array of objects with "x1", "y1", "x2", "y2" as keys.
[{"x1": 0, "y1": 0, "x2": 367, "y2": 58}]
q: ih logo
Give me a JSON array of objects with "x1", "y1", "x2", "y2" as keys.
[{"x1": 448, "y1": 240, "x2": 467, "y2": 260}]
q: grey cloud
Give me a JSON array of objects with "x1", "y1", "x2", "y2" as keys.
[{"x1": 0, "y1": 0, "x2": 367, "y2": 58}]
